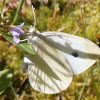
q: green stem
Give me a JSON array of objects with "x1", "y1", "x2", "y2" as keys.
[
  {"x1": 78, "y1": 74, "x2": 88, "y2": 100},
  {"x1": 0, "y1": 0, "x2": 6, "y2": 16},
  {"x1": 80, "y1": 0, "x2": 88, "y2": 38},
  {"x1": 11, "y1": 0, "x2": 24, "y2": 25},
  {"x1": 10, "y1": 83, "x2": 19, "y2": 100}
]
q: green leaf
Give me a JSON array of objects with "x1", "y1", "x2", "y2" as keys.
[
  {"x1": 1, "y1": 30, "x2": 35, "y2": 54},
  {"x1": 0, "y1": 69, "x2": 13, "y2": 95}
]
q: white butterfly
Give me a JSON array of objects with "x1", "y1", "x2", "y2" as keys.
[{"x1": 22, "y1": 26, "x2": 100, "y2": 94}]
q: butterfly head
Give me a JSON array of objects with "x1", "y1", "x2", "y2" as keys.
[{"x1": 28, "y1": 25, "x2": 40, "y2": 42}]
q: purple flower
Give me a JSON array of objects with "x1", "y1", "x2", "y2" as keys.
[{"x1": 8, "y1": 22, "x2": 25, "y2": 43}]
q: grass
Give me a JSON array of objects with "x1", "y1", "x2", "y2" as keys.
[{"x1": 0, "y1": 0, "x2": 100, "y2": 100}]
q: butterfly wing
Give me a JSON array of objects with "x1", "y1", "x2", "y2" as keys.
[
  {"x1": 41, "y1": 31, "x2": 100, "y2": 75},
  {"x1": 25, "y1": 36, "x2": 73, "y2": 94}
]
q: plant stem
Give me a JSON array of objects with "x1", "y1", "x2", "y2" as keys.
[
  {"x1": 10, "y1": 83, "x2": 19, "y2": 100},
  {"x1": 11, "y1": 0, "x2": 24, "y2": 25},
  {"x1": 78, "y1": 74, "x2": 88, "y2": 100},
  {"x1": 0, "y1": 0, "x2": 5, "y2": 18},
  {"x1": 80, "y1": 0, "x2": 88, "y2": 38}
]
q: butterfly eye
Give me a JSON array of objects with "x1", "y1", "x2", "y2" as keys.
[{"x1": 72, "y1": 52, "x2": 79, "y2": 57}]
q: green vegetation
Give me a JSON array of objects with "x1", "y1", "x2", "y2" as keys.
[{"x1": 0, "y1": 0, "x2": 100, "y2": 100}]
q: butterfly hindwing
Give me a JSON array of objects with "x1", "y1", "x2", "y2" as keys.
[{"x1": 25, "y1": 36, "x2": 73, "y2": 94}]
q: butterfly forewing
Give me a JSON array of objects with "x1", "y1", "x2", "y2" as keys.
[
  {"x1": 24, "y1": 30, "x2": 100, "y2": 94},
  {"x1": 41, "y1": 31, "x2": 100, "y2": 75},
  {"x1": 27, "y1": 35, "x2": 73, "y2": 94}
]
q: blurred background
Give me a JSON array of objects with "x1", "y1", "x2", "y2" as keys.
[{"x1": 0, "y1": 0, "x2": 100, "y2": 100}]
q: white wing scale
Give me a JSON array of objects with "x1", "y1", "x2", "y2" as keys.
[
  {"x1": 41, "y1": 31, "x2": 100, "y2": 74},
  {"x1": 25, "y1": 36, "x2": 73, "y2": 94},
  {"x1": 22, "y1": 31, "x2": 100, "y2": 94}
]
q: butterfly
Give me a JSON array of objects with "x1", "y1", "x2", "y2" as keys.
[{"x1": 21, "y1": 26, "x2": 100, "y2": 94}]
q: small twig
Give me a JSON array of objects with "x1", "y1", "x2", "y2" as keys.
[
  {"x1": 18, "y1": 91, "x2": 25, "y2": 100},
  {"x1": 57, "y1": 25, "x2": 67, "y2": 32},
  {"x1": 57, "y1": 92, "x2": 64, "y2": 100},
  {"x1": 18, "y1": 76, "x2": 28, "y2": 100},
  {"x1": 20, "y1": 76, "x2": 28, "y2": 87},
  {"x1": 63, "y1": 0, "x2": 72, "y2": 14},
  {"x1": 73, "y1": 28, "x2": 79, "y2": 35},
  {"x1": 63, "y1": 92, "x2": 69, "y2": 100}
]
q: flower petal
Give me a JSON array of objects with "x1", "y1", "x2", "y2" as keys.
[
  {"x1": 13, "y1": 35, "x2": 20, "y2": 43},
  {"x1": 8, "y1": 23, "x2": 25, "y2": 43},
  {"x1": 16, "y1": 22, "x2": 25, "y2": 27},
  {"x1": 9, "y1": 26, "x2": 25, "y2": 35}
]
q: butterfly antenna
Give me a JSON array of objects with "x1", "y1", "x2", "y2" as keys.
[{"x1": 32, "y1": 5, "x2": 36, "y2": 30}]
